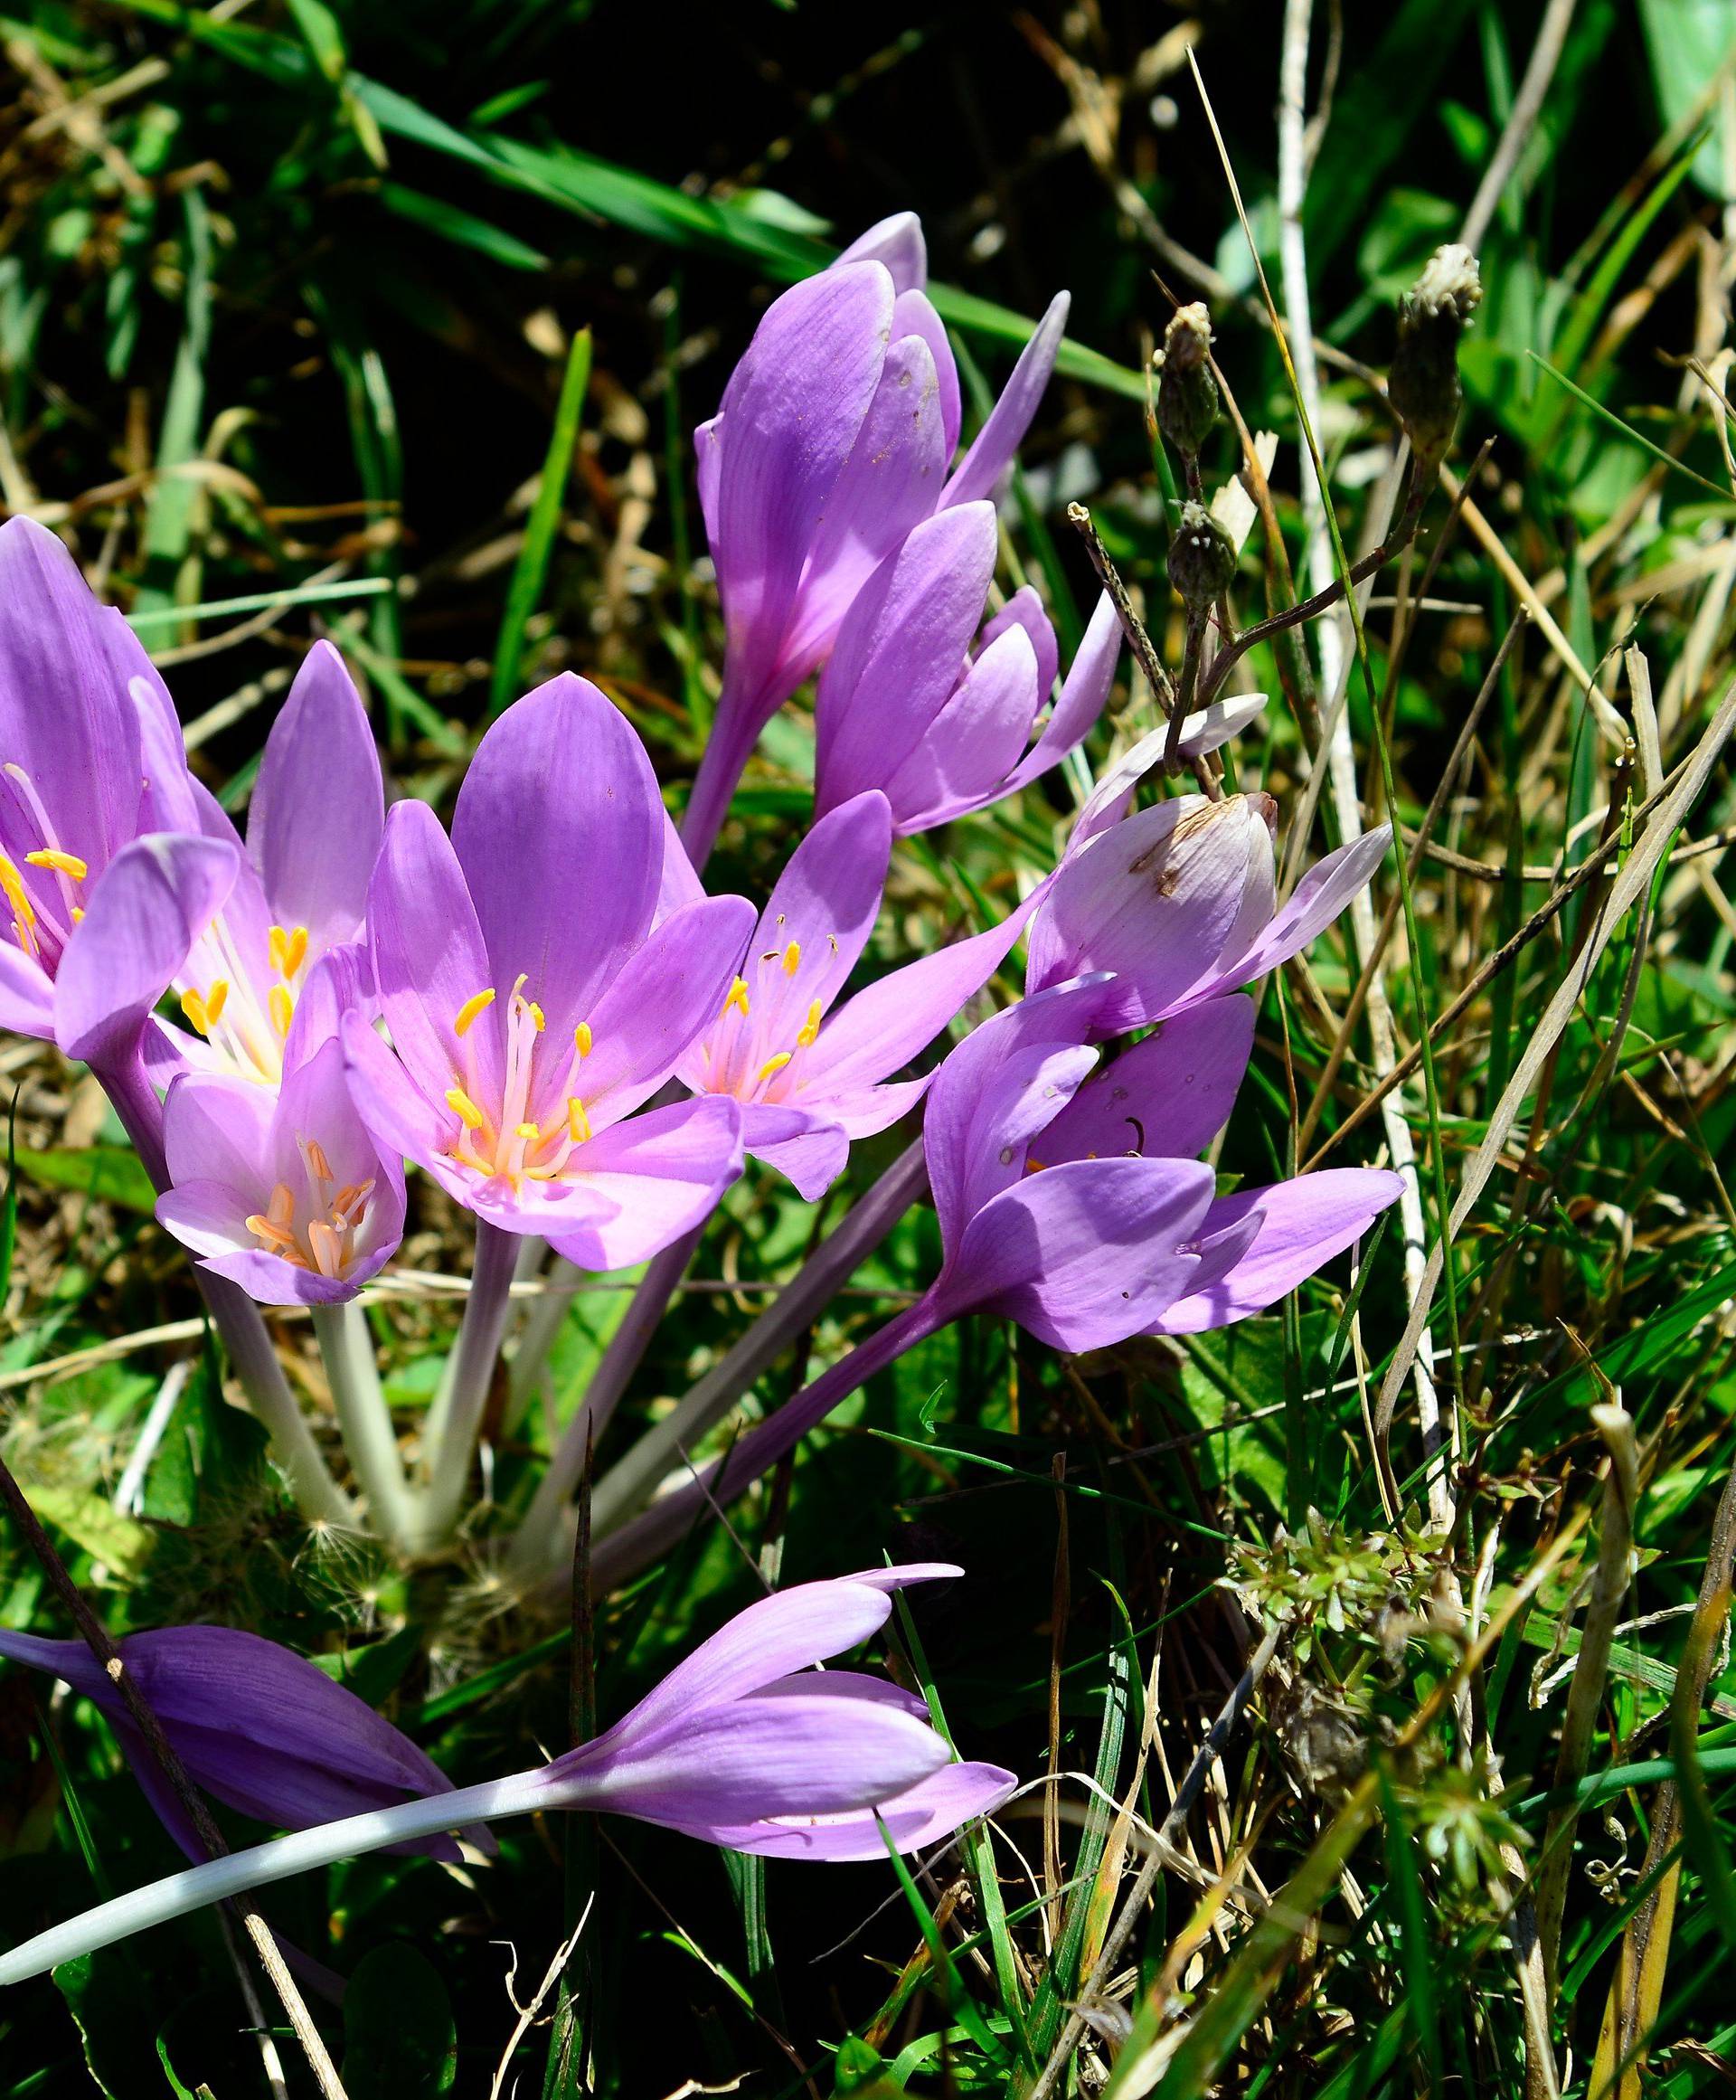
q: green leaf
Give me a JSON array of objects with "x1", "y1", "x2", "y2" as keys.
[
  {"x1": 489, "y1": 327, "x2": 592, "y2": 718},
  {"x1": 52, "y1": 1949, "x2": 165, "y2": 2097},
  {"x1": 16, "y1": 1145, "x2": 158, "y2": 1216},
  {"x1": 26, "y1": 1485, "x2": 155, "y2": 1576},
  {"x1": 1638, "y1": 0, "x2": 1736, "y2": 199},
  {"x1": 342, "y1": 1943, "x2": 458, "y2": 2098}
]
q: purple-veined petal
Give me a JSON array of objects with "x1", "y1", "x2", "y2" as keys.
[
  {"x1": 280, "y1": 942, "x2": 373, "y2": 1077},
  {"x1": 453, "y1": 675, "x2": 664, "y2": 1030},
  {"x1": 1154, "y1": 1168, "x2": 1403, "y2": 1333},
  {"x1": 57, "y1": 833, "x2": 239, "y2": 1070},
  {"x1": 982, "y1": 585, "x2": 1060, "y2": 701},
  {"x1": 882, "y1": 624, "x2": 1041, "y2": 831},
  {"x1": 836, "y1": 212, "x2": 928, "y2": 292},
  {"x1": 684, "y1": 1759, "x2": 1015, "y2": 1861},
  {"x1": 1189, "y1": 828, "x2": 1391, "y2": 1002},
  {"x1": 947, "y1": 1155, "x2": 1216, "y2": 1350},
  {"x1": 340, "y1": 1008, "x2": 453, "y2": 1179},
  {"x1": 1037, "y1": 997, "x2": 1256, "y2": 1165},
  {"x1": 162, "y1": 1069, "x2": 275, "y2": 1193},
  {"x1": 546, "y1": 1095, "x2": 744, "y2": 1272},
  {"x1": 249, "y1": 641, "x2": 382, "y2": 953},
  {"x1": 654, "y1": 809, "x2": 707, "y2": 926},
  {"x1": 940, "y1": 291, "x2": 1069, "y2": 509},
  {"x1": 742, "y1": 1103, "x2": 853, "y2": 1200}
]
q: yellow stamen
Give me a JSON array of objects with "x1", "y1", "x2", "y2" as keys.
[
  {"x1": 454, "y1": 988, "x2": 496, "y2": 1036},
  {"x1": 782, "y1": 940, "x2": 801, "y2": 976},
  {"x1": 268, "y1": 1182, "x2": 297, "y2": 1228},
  {"x1": 445, "y1": 1086, "x2": 486, "y2": 1130},
  {"x1": 574, "y1": 1022, "x2": 592, "y2": 1058},
  {"x1": 180, "y1": 989, "x2": 211, "y2": 1037},
  {"x1": 567, "y1": 1097, "x2": 590, "y2": 1144},
  {"x1": 26, "y1": 848, "x2": 86, "y2": 881},
  {"x1": 304, "y1": 1138, "x2": 334, "y2": 1181},
  {"x1": 0, "y1": 856, "x2": 36, "y2": 930},
  {"x1": 71, "y1": 905, "x2": 84, "y2": 924},
  {"x1": 268, "y1": 924, "x2": 287, "y2": 975},
  {"x1": 723, "y1": 977, "x2": 750, "y2": 1019},
  {"x1": 527, "y1": 1001, "x2": 545, "y2": 1033},
  {"x1": 757, "y1": 1052, "x2": 792, "y2": 1083},
  {"x1": 307, "y1": 1218, "x2": 342, "y2": 1277},
  {"x1": 203, "y1": 979, "x2": 229, "y2": 1026},
  {"x1": 246, "y1": 1213, "x2": 302, "y2": 1255},
  {"x1": 795, "y1": 999, "x2": 824, "y2": 1048},
  {"x1": 283, "y1": 925, "x2": 307, "y2": 976},
  {"x1": 1025, "y1": 1158, "x2": 1046, "y2": 1173},
  {"x1": 514, "y1": 1121, "x2": 540, "y2": 1141},
  {"x1": 269, "y1": 983, "x2": 294, "y2": 1036}
]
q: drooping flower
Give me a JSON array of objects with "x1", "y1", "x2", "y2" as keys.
[
  {"x1": 153, "y1": 640, "x2": 384, "y2": 1089},
  {"x1": 684, "y1": 215, "x2": 1070, "y2": 863},
  {"x1": 0, "y1": 516, "x2": 236, "y2": 1068},
  {"x1": 675, "y1": 790, "x2": 1028, "y2": 1198},
  {"x1": 156, "y1": 1025, "x2": 406, "y2": 1306},
  {"x1": 1025, "y1": 790, "x2": 1391, "y2": 1036},
  {"x1": 0, "y1": 1622, "x2": 489, "y2": 1864},
  {"x1": 343, "y1": 674, "x2": 752, "y2": 1270},
  {"x1": 0, "y1": 1566, "x2": 1012, "y2": 1982}
]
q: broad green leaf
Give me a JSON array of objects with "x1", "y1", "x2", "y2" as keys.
[{"x1": 16, "y1": 1145, "x2": 157, "y2": 1216}]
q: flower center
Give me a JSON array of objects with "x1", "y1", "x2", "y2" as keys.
[
  {"x1": 440, "y1": 978, "x2": 595, "y2": 1192},
  {"x1": 0, "y1": 763, "x2": 90, "y2": 971},
  {"x1": 245, "y1": 1137, "x2": 377, "y2": 1279},
  {"x1": 698, "y1": 923, "x2": 835, "y2": 1104},
  {"x1": 177, "y1": 921, "x2": 310, "y2": 1085}
]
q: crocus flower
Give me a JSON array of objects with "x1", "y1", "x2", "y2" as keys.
[
  {"x1": 156, "y1": 1026, "x2": 407, "y2": 1305},
  {"x1": 342, "y1": 674, "x2": 752, "y2": 1271},
  {"x1": 0, "y1": 1622, "x2": 489, "y2": 1864},
  {"x1": 0, "y1": 516, "x2": 236, "y2": 1073},
  {"x1": 153, "y1": 640, "x2": 384, "y2": 1089},
  {"x1": 0, "y1": 1566, "x2": 1013, "y2": 1982},
  {"x1": 675, "y1": 789, "x2": 1028, "y2": 1198},
  {"x1": 1025, "y1": 790, "x2": 1392, "y2": 1036},
  {"x1": 684, "y1": 215, "x2": 1070, "y2": 863}
]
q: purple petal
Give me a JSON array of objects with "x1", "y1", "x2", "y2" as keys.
[
  {"x1": 453, "y1": 676, "x2": 663, "y2": 1029},
  {"x1": 941, "y1": 291, "x2": 1069, "y2": 509},
  {"x1": 814, "y1": 504, "x2": 998, "y2": 816},
  {"x1": 280, "y1": 942, "x2": 373, "y2": 1077},
  {"x1": 892, "y1": 289, "x2": 961, "y2": 461},
  {"x1": 742, "y1": 1104, "x2": 852, "y2": 1200},
  {"x1": 1001, "y1": 589, "x2": 1121, "y2": 794},
  {"x1": 982, "y1": 585, "x2": 1060, "y2": 700},
  {"x1": 0, "y1": 943, "x2": 54, "y2": 1040},
  {"x1": 341, "y1": 1007, "x2": 452, "y2": 1186},
  {"x1": 546, "y1": 1095, "x2": 743, "y2": 1272},
  {"x1": 1038, "y1": 998, "x2": 1256, "y2": 1165},
  {"x1": 162, "y1": 1070, "x2": 274, "y2": 1193},
  {"x1": 948, "y1": 1155, "x2": 1217, "y2": 1350},
  {"x1": 925, "y1": 1024, "x2": 1101, "y2": 1253},
  {"x1": 1154, "y1": 1168, "x2": 1404, "y2": 1333},
  {"x1": 1189, "y1": 828, "x2": 1391, "y2": 1002},
  {"x1": 757, "y1": 790, "x2": 892, "y2": 1009},
  {"x1": 249, "y1": 642, "x2": 382, "y2": 952},
  {"x1": 882, "y1": 624, "x2": 1041, "y2": 831},
  {"x1": 685, "y1": 1759, "x2": 1016, "y2": 1861},
  {"x1": 835, "y1": 212, "x2": 928, "y2": 292},
  {"x1": 654, "y1": 810, "x2": 707, "y2": 926},
  {"x1": 57, "y1": 833, "x2": 239, "y2": 1069}
]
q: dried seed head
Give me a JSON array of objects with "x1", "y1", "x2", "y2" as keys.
[
  {"x1": 1166, "y1": 499, "x2": 1237, "y2": 611},
  {"x1": 1388, "y1": 243, "x2": 1482, "y2": 470},
  {"x1": 1155, "y1": 303, "x2": 1220, "y2": 458}
]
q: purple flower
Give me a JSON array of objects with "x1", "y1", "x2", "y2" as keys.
[
  {"x1": 684, "y1": 218, "x2": 1070, "y2": 862},
  {"x1": 0, "y1": 1566, "x2": 1012, "y2": 1981},
  {"x1": 0, "y1": 517, "x2": 237, "y2": 1068},
  {"x1": 153, "y1": 640, "x2": 384, "y2": 1089},
  {"x1": 675, "y1": 790, "x2": 1028, "y2": 1198},
  {"x1": 156, "y1": 1028, "x2": 407, "y2": 1305},
  {"x1": 342, "y1": 674, "x2": 752, "y2": 1269},
  {"x1": 1026, "y1": 790, "x2": 1391, "y2": 1036},
  {"x1": 0, "y1": 1622, "x2": 488, "y2": 1863}
]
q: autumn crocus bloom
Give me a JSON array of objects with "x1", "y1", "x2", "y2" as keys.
[
  {"x1": 0, "y1": 1566, "x2": 1012, "y2": 1982},
  {"x1": 676, "y1": 790, "x2": 1027, "y2": 1198},
  {"x1": 1025, "y1": 790, "x2": 1392, "y2": 1036},
  {"x1": 156, "y1": 1027, "x2": 406, "y2": 1306},
  {"x1": 0, "y1": 1623, "x2": 489, "y2": 1865},
  {"x1": 684, "y1": 213, "x2": 1070, "y2": 864},
  {"x1": 153, "y1": 641, "x2": 384, "y2": 1089},
  {"x1": 343, "y1": 674, "x2": 751, "y2": 1271}
]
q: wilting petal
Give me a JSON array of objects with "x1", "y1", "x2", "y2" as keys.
[
  {"x1": 1038, "y1": 998, "x2": 1256, "y2": 1166},
  {"x1": 1189, "y1": 828, "x2": 1390, "y2": 1002},
  {"x1": 836, "y1": 211, "x2": 928, "y2": 292},
  {"x1": 882, "y1": 624, "x2": 1040, "y2": 830},
  {"x1": 945, "y1": 1155, "x2": 1215, "y2": 1350},
  {"x1": 249, "y1": 642, "x2": 382, "y2": 951},
  {"x1": 687, "y1": 1759, "x2": 1016, "y2": 1860},
  {"x1": 941, "y1": 291, "x2": 1069, "y2": 509},
  {"x1": 453, "y1": 676, "x2": 664, "y2": 1028},
  {"x1": 57, "y1": 834, "x2": 239, "y2": 1069},
  {"x1": 1154, "y1": 1168, "x2": 1403, "y2": 1333},
  {"x1": 547, "y1": 1095, "x2": 744, "y2": 1272}
]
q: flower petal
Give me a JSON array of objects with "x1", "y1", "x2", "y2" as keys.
[
  {"x1": 547, "y1": 1095, "x2": 744, "y2": 1272},
  {"x1": 892, "y1": 289, "x2": 961, "y2": 459},
  {"x1": 882, "y1": 623, "x2": 1041, "y2": 830},
  {"x1": 684, "y1": 1759, "x2": 1016, "y2": 1860},
  {"x1": 1037, "y1": 997, "x2": 1256, "y2": 1166},
  {"x1": 1000, "y1": 588, "x2": 1120, "y2": 794},
  {"x1": 1189, "y1": 828, "x2": 1391, "y2": 1002},
  {"x1": 836, "y1": 212, "x2": 928, "y2": 292},
  {"x1": 941, "y1": 290, "x2": 1069, "y2": 509}
]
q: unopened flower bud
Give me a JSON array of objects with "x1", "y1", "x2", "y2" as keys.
[
  {"x1": 1167, "y1": 500, "x2": 1236, "y2": 611},
  {"x1": 1155, "y1": 303, "x2": 1220, "y2": 459},
  {"x1": 1388, "y1": 245, "x2": 1481, "y2": 468}
]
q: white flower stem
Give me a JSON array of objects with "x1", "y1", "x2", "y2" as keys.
[
  {"x1": 0, "y1": 1772, "x2": 551, "y2": 1987},
  {"x1": 310, "y1": 1302, "x2": 415, "y2": 1547},
  {"x1": 415, "y1": 1218, "x2": 521, "y2": 1547}
]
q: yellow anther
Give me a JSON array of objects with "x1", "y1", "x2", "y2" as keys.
[
  {"x1": 445, "y1": 1086, "x2": 486, "y2": 1130},
  {"x1": 756, "y1": 1052, "x2": 793, "y2": 1083},
  {"x1": 527, "y1": 1001, "x2": 545, "y2": 1033},
  {"x1": 782, "y1": 940, "x2": 801, "y2": 976},
  {"x1": 26, "y1": 849, "x2": 86, "y2": 881},
  {"x1": 1024, "y1": 1158, "x2": 1047, "y2": 1173},
  {"x1": 284, "y1": 925, "x2": 308, "y2": 977},
  {"x1": 304, "y1": 1138, "x2": 334, "y2": 1182},
  {"x1": 796, "y1": 999, "x2": 824, "y2": 1048},
  {"x1": 567, "y1": 1097, "x2": 591, "y2": 1144},
  {"x1": 268, "y1": 1182, "x2": 297, "y2": 1228},
  {"x1": 574, "y1": 1021, "x2": 593, "y2": 1057},
  {"x1": 246, "y1": 1213, "x2": 302, "y2": 1256},
  {"x1": 70, "y1": 905, "x2": 83, "y2": 924},
  {"x1": 723, "y1": 977, "x2": 750, "y2": 1019},
  {"x1": 268, "y1": 924, "x2": 287, "y2": 975},
  {"x1": 0, "y1": 856, "x2": 36, "y2": 929},
  {"x1": 269, "y1": 983, "x2": 294, "y2": 1036},
  {"x1": 307, "y1": 1218, "x2": 344, "y2": 1276},
  {"x1": 514, "y1": 1121, "x2": 540, "y2": 1141},
  {"x1": 454, "y1": 988, "x2": 496, "y2": 1036},
  {"x1": 180, "y1": 989, "x2": 212, "y2": 1037},
  {"x1": 203, "y1": 979, "x2": 229, "y2": 1026}
]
